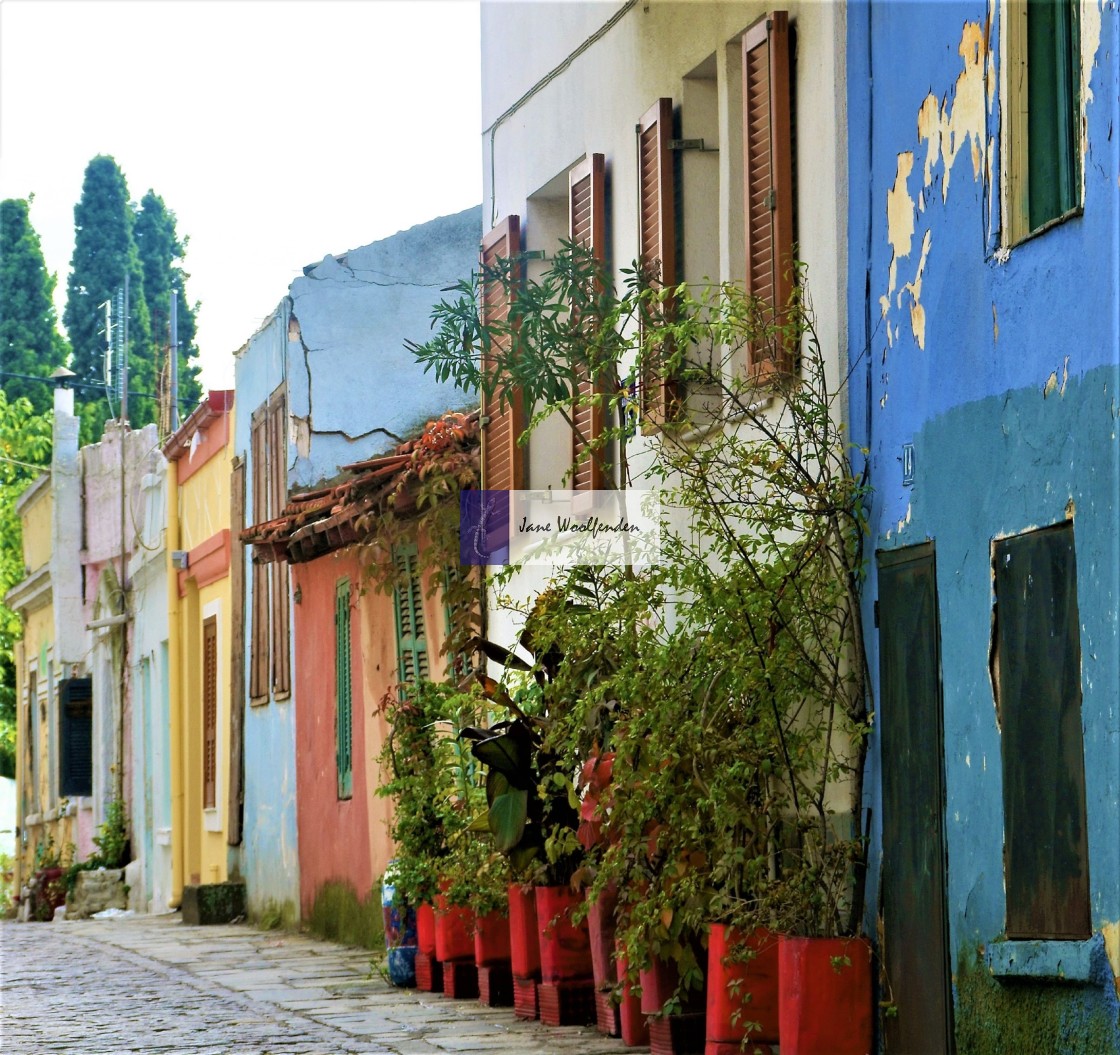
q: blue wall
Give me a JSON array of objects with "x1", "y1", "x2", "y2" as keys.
[
  {"x1": 232, "y1": 304, "x2": 301, "y2": 921},
  {"x1": 848, "y1": 0, "x2": 1118, "y2": 1047}
]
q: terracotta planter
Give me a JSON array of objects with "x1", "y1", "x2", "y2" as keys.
[
  {"x1": 535, "y1": 885, "x2": 593, "y2": 982},
  {"x1": 474, "y1": 909, "x2": 512, "y2": 967},
  {"x1": 616, "y1": 947, "x2": 650, "y2": 1047},
  {"x1": 508, "y1": 883, "x2": 541, "y2": 979},
  {"x1": 705, "y1": 924, "x2": 779, "y2": 1051},
  {"x1": 434, "y1": 893, "x2": 475, "y2": 962},
  {"x1": 778, "y1": 936, "x2": 872, "y2": 1055},
  {"x1": 416, "y1": 902, "x2": 437, "y2": 957}
]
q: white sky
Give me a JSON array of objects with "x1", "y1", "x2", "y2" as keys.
[{"x1": 0, "y1": 0, "x2": 483, "y2": 390}]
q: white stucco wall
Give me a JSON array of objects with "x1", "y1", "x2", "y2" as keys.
[{"x1": 480, "y1": 0, "x2": 849, "y2": 648}]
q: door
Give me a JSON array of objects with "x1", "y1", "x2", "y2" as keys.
[{"x1": 878, "y1": 543, "x2": 954, "y2": 1053}]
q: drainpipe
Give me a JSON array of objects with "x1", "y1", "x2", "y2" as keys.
[{"x1": 166, "y1": 457, "x2": 184, "y2": 908}]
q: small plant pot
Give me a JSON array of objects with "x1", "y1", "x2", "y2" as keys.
[
  {"x1": 508, "y1": 883, "x2": 542, "y2": 979},
  {"x1": 433, "y1": 893, "x2": 475, "y2": 963},
  {"x1": 705, "y1": 924, "x2": 779, "y2": 1051},
  {"x1": 778, "y1": 935, "x2": 872, "y2": 1055},
  {"x1": 535, "y1": 885, "x2": 592, "y2": 982},
  {"x1": 640, "y1": 953, "x2": 680, "y2": 1016},
  {"x1": 474, "y1": 909, "x2": 512, "y2": 967},
  {"x1": 416, "y1": 902, "x2": 438, "y2": 957}
]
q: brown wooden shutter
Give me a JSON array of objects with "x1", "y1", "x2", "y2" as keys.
[
  {"x1": 228, "y1": 457, "x2": 245, "y2": 843},
  {"x1": 203, "y1": 616, "x2": 218, "y2": 810},
  {"x1": 268, "y1": 389, "x2": 291, "y2": 697},
  {"x1": 637, "y1": 98, "x2": 679, "y2": 423},
  {"x1": 249, "y1": 411, "x2": 269, "y2": 700},
  {"x1": 480, "y1": 216, "x2": 524, "y2": 491},
  {"x1": 569, "y1": 153, "x2": 606, "y2": 491},
  {"x1": 742, "y1": 11, "x2": 794, "y2": 376}
]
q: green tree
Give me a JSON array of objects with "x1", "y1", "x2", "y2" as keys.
[
  {"x1": 0, "y1": 390, "x2": 52, "y2": 778},
  {"x1": 63, "y1": 155, "x2": 153, "y2": 441},
  {"x1": 0, "y1": 198, "x2": 69, "y2": 413},
  {"x1": 133, "y1": 190, "x2": 202, "y2": 417}
]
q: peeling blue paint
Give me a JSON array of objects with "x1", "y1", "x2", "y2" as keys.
[{"x1": 849, "y1": 0, "x2": 1119, "y2": 1047}]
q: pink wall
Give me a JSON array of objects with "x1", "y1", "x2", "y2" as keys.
[{"x1": 293, "y1": 550, "x2": 376, "y2": 918}]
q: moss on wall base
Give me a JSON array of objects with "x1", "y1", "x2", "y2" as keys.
[
  {"x1": 956, "y1": 947, "x2": 1120, "y2": 1055},
  {"x1": 306, "y1": 880, "x2": 385, "y2": 951},
  {"x1": 251, "y1": 897, "x2": 298, "y2": 931}
]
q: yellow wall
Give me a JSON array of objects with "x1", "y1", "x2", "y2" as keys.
[
  {"x1": 22, "y1": 487, "x2": 52, "y2": 573},
  {"x1": 169, "y1": 407, "x2": 235, "y2": 899},
  {"x1": 179, "y1": 448, "x2": 231, "y2": 552}
]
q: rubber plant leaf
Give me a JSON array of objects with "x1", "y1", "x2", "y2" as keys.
[{"x1": 489, "y1": 787, "x2": 530, "y2": 852}]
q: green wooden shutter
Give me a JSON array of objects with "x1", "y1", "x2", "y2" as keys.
[
  {"x1": 335, "y1": 579, "x2": 353, "y2": 799},
  {"x1": 393, "y1": 544, "x2": 429, "y2": 694}
]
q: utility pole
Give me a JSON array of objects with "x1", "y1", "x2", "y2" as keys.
[
  {"x1": 120, "y1": 273, "x2": 129, "y2": 425},
  {"x1": 170, "y1": 288, "x2": 180, "y2": 431}
]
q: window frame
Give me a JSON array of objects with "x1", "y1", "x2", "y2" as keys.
[
  {"x1": 1001, "y1": 0, "x2": 1082, "y2": 246},
  {"x1": 335, "y1": 578, "x2": 353, "y2": 801}
]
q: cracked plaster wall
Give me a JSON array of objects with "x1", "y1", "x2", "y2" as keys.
[
  {"x1": 286, "y1": 205, "x2": 481, "y2": 488},
  {"x1": 848, "y1": 0, "x2": 1119, "y2": 1045}
]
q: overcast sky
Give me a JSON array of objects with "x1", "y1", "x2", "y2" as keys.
[{"x1": 0, "y1": 0, "x2": 483, "y2": 390}]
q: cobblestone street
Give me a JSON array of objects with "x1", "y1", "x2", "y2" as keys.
[{"x1": 0, "y1": 916, "x2": 636, "y2": 1055}]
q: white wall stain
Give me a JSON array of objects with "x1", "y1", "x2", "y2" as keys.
[{"x1": 904, "y1": 230, "x2": 933, "y2": 349}]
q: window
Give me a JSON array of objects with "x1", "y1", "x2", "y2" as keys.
[
  {"x1": 480, "y1": 216, "x2": 525, "y2": 492},
  {"x1": 1003, "y1": 0, "x2": 1081, "y2": 243},
  {"x1": 742, "y1": 10, "x2": 795, "y2": 376},
  {"x1": 249, "y1": 384, "x2": 290, "y2": 701},
  {"x1": 637, "y1": 97, "x2": 680, "y2": 425},
  {"x1": 202, "y1": 616, "x2": 218, "y2": 810},
  {"x1": 335, "y1": 579, "x2": 353, "y2": 800},
  {"x1": 992, "y1": 522, "x2": 1090, "y2": 939},
  {"x1": 59, "y1": 676, "x2": 93, "y2": 798},
  {"x1": 569, "y1": 153, "x2": 607, "y2": 490},
  {"x1": 392, "y1": 544, "x2": 429, "y2": 694}
]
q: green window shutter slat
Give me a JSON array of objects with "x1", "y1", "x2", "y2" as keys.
[
  {"x1": 393, "y1": 544, "x2": 429, "y2": 695},
  {"x1": 336, "y1": 579, "x2": 352, "y2": 799}
]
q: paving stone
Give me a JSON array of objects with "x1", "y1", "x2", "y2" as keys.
[{"x1": 0, "y1": 916, "x2": 644, "y2": 1054}]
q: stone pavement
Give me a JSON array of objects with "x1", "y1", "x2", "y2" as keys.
[{"x1": 0, "y1": 915, "x2": 642, "y2": 1055}]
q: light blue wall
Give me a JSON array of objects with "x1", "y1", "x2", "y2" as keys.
[
  {"x1": 848, "y1": 0, "x2": 1119, "y2": 1046},
  {"x1": 232, "y1": 304, "x2": 301, "y2": 920},
  {"x1": 287, "y1": 205, "x2": 482, "y2": 488}
]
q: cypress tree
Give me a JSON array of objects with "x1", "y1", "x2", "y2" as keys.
[
  {"x1": 63, "y1": 155, "x2": 153, "y2": 441},
  {"x1": 134, "y1": 190, "x2": 203, "y2": 417},
  {"x1": 0, "y1": 197, "x2": 69, "y2": 413}
]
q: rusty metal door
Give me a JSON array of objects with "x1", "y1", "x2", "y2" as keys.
[{"x1": 878, "y1": 543, "x2": 954, "y2": 1054}]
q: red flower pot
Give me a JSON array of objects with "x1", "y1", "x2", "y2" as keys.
[
  {"x1": 416, "y1": 902, "x2": 437, "y2": 956},
  {"x1": 508, "y1": 883, "x2": 541, "y2": 978},
  {"x1": 705, "y1": 924, "x2": 779, "y2": 1050},
  {"x1": 535, "y1": 885, "x2": 593, "y2": 982},
  {"x1": 578, "y1": 752, "x2": 615, "y2": 849},
  {"x1": 587, "y1": 884, "x2": 619, "y2": 989},
  {"x1": 640, "y1": 952, "x2": 682, "y2": 1015},
  {"x1": 434, "y1": 893, "x2": 475, "y2": 962},
  {"x1": 474, "y1": 910, "x2": 512, "y2": 967},
  {"x1": 778, "y1": 936, "x2": 872, "y2": 1055},
  {"x1": 616, "y1": 947, "x2": 650, "y2": 1047}
]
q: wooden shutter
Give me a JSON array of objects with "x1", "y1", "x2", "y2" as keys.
[
  {"x1": 481, "y1": 216, "x2": 524, "y2": 491},
  {"x1": 202, "y1": 616, "x2": 218, "y2": 809},
  {"x1": 268, "y1": 389, "x2": 291, "y2": 697},
  {"x1": 637, "y1": 98, "x2": 679, "y2": 423},
  {"x1": 249, "y1": 411, "x2": 269, "y2": 700},
  {"x1": 228, "y1": 458, "x2": 245, "y2": 843},
  {"x1": 393, "y1": 545, "x2": 429, "y2": 692},
  {"x1": 59, "y1": 677, "x2": 93, "y2": 798},
  {"x1": 335, "y1": 579, "x2": 353, "y2": 799},
  {"x1": 569, "y1": 153, "x2": 607, "y2": 490},
  {"x1": 742, "y1": 11, "x2": 794, "y2": 376}
]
